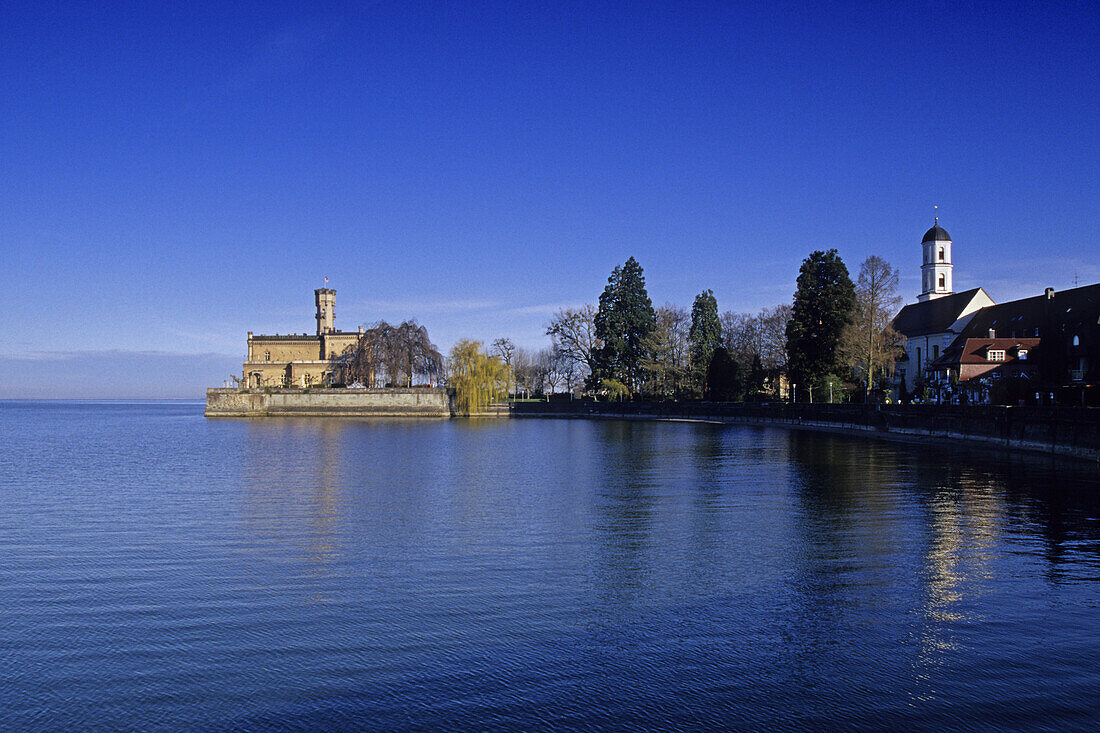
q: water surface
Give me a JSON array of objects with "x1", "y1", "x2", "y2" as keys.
[{"x1": 2, "y1": 401, "x2": 1099, "y2": 730}]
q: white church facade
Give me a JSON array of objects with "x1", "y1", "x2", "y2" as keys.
[{"x1": 893, "y1": 221, "x2": 994, "y2": 395}]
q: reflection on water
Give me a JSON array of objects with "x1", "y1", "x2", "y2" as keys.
[{"x1": 1, "y1": 402, "x2": 1099, "y2": 730}]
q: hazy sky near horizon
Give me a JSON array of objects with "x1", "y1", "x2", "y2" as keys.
[{"x1": 2, "y1": 1, "x2": 1097, "y2": 397}]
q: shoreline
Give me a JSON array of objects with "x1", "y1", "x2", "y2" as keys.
[{"x1": 510, "y1": 402, "x2": 1100, "y2": 465}]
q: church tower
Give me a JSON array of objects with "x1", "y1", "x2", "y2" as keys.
[
  {"x1": 315, "y1": 288, "x2": 336, "y2": 335},
  {"x1": 917, "y1": 219, "x2": 953, "y2": 302}
]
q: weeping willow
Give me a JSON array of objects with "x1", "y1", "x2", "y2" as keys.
[{"x1": 448, "y1": 340, "x2": 510, "y2": 415}]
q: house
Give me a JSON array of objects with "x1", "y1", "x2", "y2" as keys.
[
  {"x1": 941, "y1": 284, "x2": 1100, "y2": 404},
  {"x1": 927, "y1": 337, "x2": 1039, "y2": 403}
]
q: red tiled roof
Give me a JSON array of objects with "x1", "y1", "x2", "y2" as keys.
[{"x1": 934, "y1": 337, "x2": 1040, "y2": 367}]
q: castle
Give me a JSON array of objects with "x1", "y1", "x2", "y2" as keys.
[{"x1": 242, "y1": 289, "x2": 361, "y2": 388}]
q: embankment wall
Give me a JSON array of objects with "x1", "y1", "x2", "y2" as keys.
[
  {"x1": 205, "y1": 388, "x2": 451, "y2": 418},
  {"x1": 511, "y1": 401, "x2": 1100, "y2": 464}
]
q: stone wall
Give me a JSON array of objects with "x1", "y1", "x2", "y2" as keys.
[{"x1": 206, "y1": 387, "x2": 451, "y2": 418}]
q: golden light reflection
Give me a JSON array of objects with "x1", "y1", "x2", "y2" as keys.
[
  {"x1": 914, "y1": 472, "x2": 1004, "y2": 670},
  {"x1": 238, "y1": 419, "x2": 348, "y2": 604}
]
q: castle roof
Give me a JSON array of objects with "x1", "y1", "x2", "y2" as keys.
[{"x1": 249, "y1": 334, "x2": 319, "y2": 341}]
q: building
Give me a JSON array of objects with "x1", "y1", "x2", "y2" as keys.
[
  {"x1": 930, "y1": 284, "x2": 1100, "y2": 404},
  {"x1": 242, "y1": 289, "x2": 362, "y2": 388},
  {"x1": 892, "y1": 221, "x2": 994, "y2": 394},
  {"x1": 892, "y1": 220, "x2": 1099, "y2": 404}
]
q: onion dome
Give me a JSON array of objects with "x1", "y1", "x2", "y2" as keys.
[{"x1": 922, "y1": 223, "x2": 951, "y2": 242}]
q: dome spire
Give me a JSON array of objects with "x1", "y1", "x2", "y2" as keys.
[{"x1": 934, "y1": 204, "x2": 938, "y2": 226}]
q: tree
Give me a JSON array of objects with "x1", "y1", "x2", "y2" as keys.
[
  {"x1": 705, "y1": 347, "x2": 744, "y2": 401},
  {"x1": 785, "y1": 249, "x2": 856, "y2": 397},
  {"x1": 447, "y1": 340, "x2": 510, "y2": 415},
  {"x1": 757, "y1": 304, "x2": 792, "y2": 371},
  {"x1": 721, "y1": 311, "x2": 760, "y2": 366},
  {"x1": 688, "y1": 289, "x2": 722, "y2": 396},
  {"x1": 722, "y1": 303, "x2": 792, "y2": 371},
  {"x1": 640, "y1": 304, "x2": 691, "y2": 399},
  {"x1": 539, "y1": 346, "x2": 567, "y2": 396},
  {"x1": 492, "y1": 337, "x2": 516, "y2": 396},
  {"x1": 512, "y1": 347, "x2": 547, "y2": 398},
  {"x1": 592, "y1": 257, "x2": 656, "y2": 394},
  {"x1": 546, "y1": 305, "x2": 599, "y2": 388},
  {"x1": 842, "y1": 256, "x2": 903, "y2": 402},
  {"x1": 347, "y1": 320, "x2": 442, "y2": 387}
]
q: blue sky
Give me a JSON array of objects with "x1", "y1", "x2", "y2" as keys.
[{"x1": 2, "y1": 1, "x2": 1097, "y2": 397}]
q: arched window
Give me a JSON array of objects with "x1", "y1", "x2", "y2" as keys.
[
  {"x1": 1073, "y1": 335, "x2": 1080, "y2": 346},
  {"x1": 264, "y1": 351, "x2": 270, "y2": 362},
  {"x1": 938, "y1": 274, "x2": 945, "y2": 289},
  {"x1": 938, "y1": 247, "x2": 945, "y2": 261}
]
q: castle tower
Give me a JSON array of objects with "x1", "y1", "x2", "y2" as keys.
[
  {"x1": 315, "y1": 288, "x2": 336, "y2": 335},
  {"x1": 917, "y1": 219, "x2": 953, "y2": 302}
]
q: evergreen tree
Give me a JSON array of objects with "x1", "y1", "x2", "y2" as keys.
[
  {"x1": 785, "y1": 249, "x2": 856, "y2": 396},
  {"x1": 705, "y1": 347, "x2": 744, "y2": 401},
  {"x1": 688, "y1": 289, "x2": 722, "y2": 396},
  {"x1": 592, "y1": 257, "x2": 656, "y2": 394},
  {"x1": 747, "y1": 352, "x2": 766, "y2": 397}
]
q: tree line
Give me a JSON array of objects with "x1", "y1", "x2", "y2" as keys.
[
  {"x1": 531, "y1": 251, "x2": 901, "y2": 403},
  {"x1": 335, "y1": 249, "x2": 902, "y2": 408}
]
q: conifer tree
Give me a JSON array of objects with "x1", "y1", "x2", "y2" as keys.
[
  {"x1": 688, "y1": 289, "x2": 722, "y2": 396},
  {"x1": 785, "y1": 249, "x2": 856, "y2": 398},
  {"x1": 592, "y1": 257, "x2": 656, "y2": 394},
  {"x1": 705, "y1": 347, "x2": 744, "y2": 401}
]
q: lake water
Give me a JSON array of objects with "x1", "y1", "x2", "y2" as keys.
[{"x1": 2, "y1": 401, "x2": 1099, "y2": 731}]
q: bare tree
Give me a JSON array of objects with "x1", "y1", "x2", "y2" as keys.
[
  {"x1": 757, "y1": 303, "x2": 792, "y2": 370},
  {"x1": 491, "y1": 337, "x2": 516, "y2": 396},
  {"x1": 546, "y1": 305, "x2": 600, "y2": 384},
  {"x1": 843, "y1": 256, "x2": 903, "y2": 400},
  {"x1": 540, "y1": 346, "x2": 568, "y2": 396},
  {"x1": 720, "y1": 311, "x2": 761, "y2": 367},
  {"x1": 512, "y1": 347, "x2": 540, "y2": 398},
  {"x1": 641, "y1": 303, "x2": 692, "y2": 399}
]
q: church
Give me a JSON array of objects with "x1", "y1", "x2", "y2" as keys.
[
  {"x1": 892, "y1": 221, "x2": 1098, "y2": 405},
  {"x1": 242, "y1": 289, "x2": 362, "y2": 388}
]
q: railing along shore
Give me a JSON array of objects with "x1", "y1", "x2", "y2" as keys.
[{"x1": 510, "y1": 401, "x2": 1100, "y2": 464}]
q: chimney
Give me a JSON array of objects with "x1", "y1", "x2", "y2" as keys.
[
  {"x1": 1045, "y1": 287, "x2": 1055, "y2": 299},
  {"x1": 988, "y1": 329, "x2": 996, "y2": 338}
]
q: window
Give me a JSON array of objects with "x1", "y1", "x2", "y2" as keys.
[
  {"x1": 1018, "y1": 349, "x2": 1027, "y2": 360},
  {"x1": 1073, "y1": 335, "x2": 1081, "y2": 346},
  {"x1": 938, "y1": 247, "x2": 944, "y2": 261},
  {"x1": 938, "y1": 274, "x2": 945, "y2": 289},
  {"x1": 264, "y1": 351, "x2": 270, "y2": 362},
  {"x1": 988, "y1": 349, "x2": 1005, "y2": 362}
]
